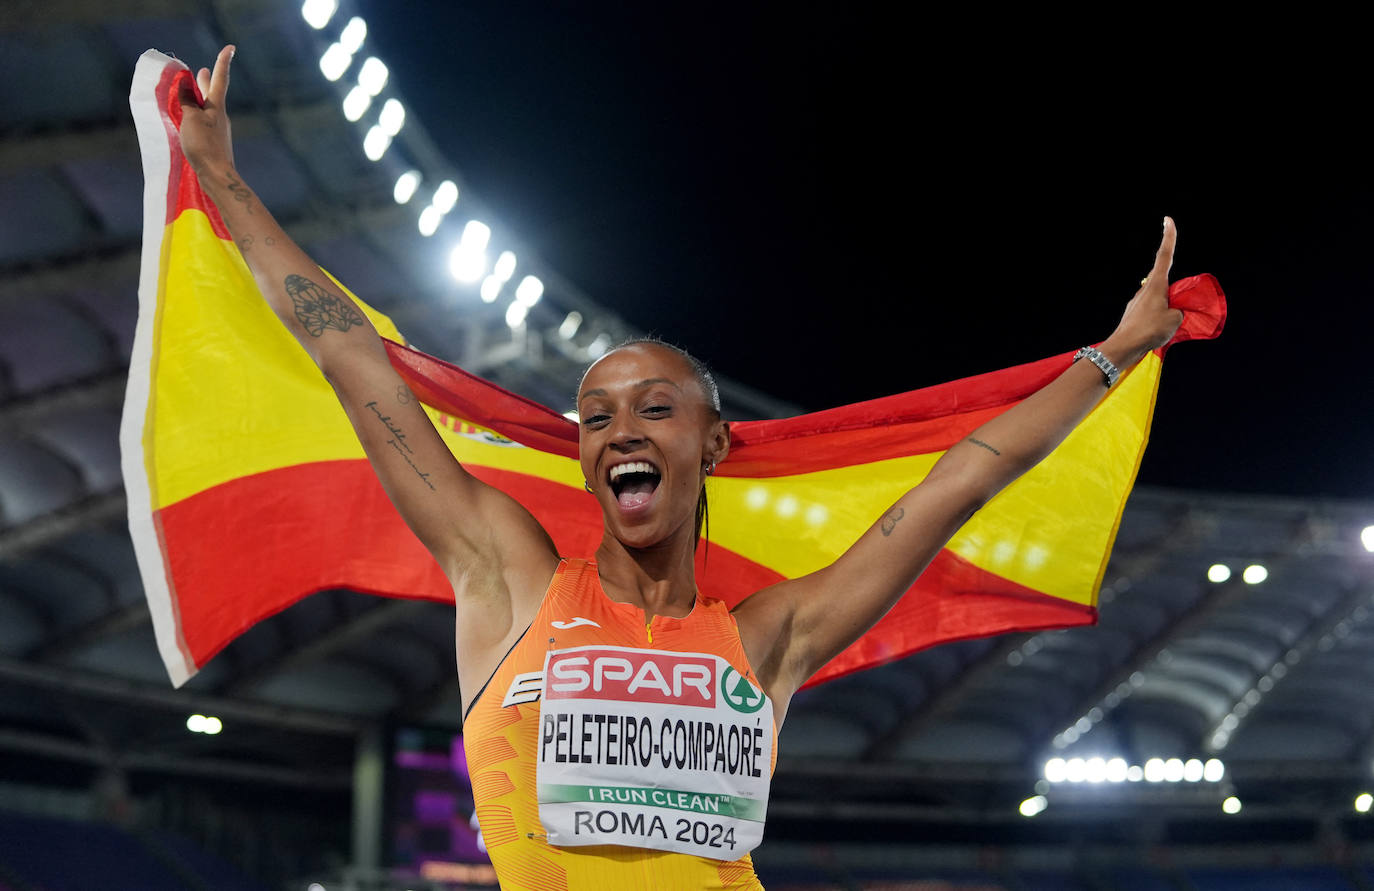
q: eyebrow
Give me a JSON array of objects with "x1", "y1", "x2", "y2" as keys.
[{"x1": 578, "y1": 378, "x2": 682, "y2": 402}]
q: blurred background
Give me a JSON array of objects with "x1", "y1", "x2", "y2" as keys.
[{"x1": 1, "y1": 1, "x2": 1371, "y2": 889}]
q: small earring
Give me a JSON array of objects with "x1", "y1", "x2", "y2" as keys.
[
  {"x1": 584, "y1": 481, "x2": 594, "y2": 493},
  {"x1": 705, "y1": 461, "x2": 716, "y2": 476}
]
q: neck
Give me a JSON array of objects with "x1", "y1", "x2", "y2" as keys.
[{"x1": 594, "y1": 530, "x2": 699, "y2": 619}]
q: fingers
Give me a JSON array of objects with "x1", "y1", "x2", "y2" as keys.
[
  {"x1": 1148, "y1": 216, "x2": 1177, "y2": 284},
  {"x1": 208, "y1": 45, "x2": 234, "y2": 107}
]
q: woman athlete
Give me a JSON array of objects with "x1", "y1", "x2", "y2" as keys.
[{"x1": 179, "y1": 47, "x2": 1185, "y2": 889}]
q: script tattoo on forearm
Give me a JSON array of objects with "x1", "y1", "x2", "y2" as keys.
[
  {"x1": 224, "y1": 171, "x2": 256, "y2": 214},
  {"x1": 365, "y1": 401, "x2": 435, "y2": 490},
  {"x1": 881, "y1": 507, "x2": 905, "y2": 537},
  {"x1": 967, "y1": 436, "x2": 1001, "y2": 456},
  {"x1": 284, "y1": 274, "x2": 365, "y2": 337}
]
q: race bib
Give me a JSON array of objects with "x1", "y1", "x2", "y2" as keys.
[{"x1": 535, "y1": 645, "x2": 773, "y2": 859}]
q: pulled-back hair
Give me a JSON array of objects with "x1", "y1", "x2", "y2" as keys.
[{"x1": 581, "y1": 337, "x2": 721, "y2": 549}]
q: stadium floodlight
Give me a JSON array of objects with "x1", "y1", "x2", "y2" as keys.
[
  {"x1": 417, "y1": 205, "x2": 441, "y2": 236},
  {"x1": 202, "y1": 716, "x2": 223, "y2": 735},
  {"x1": 301, "y1": 0, "x2": 337, "y2": 29},
  {"x1": 558, "y1": 311, "x2": 583, "y2": 340},
  {"x1": 1043, "y1": 758, "x2": 1067, "y2": 783},
  {"x1": 587, "y1": 334, "x2": 611, "y2": 358},
  {"x1": 186, "y1": 714, "x2": 207, "y2": 733},
  {"x1": 378, "y1": 98, "x2": 405, "y2": 136},
  {"x1": 1126, "y1": 765, "x2": 1144, "y2": 782},
  {"x1": 494, "y1": 251, "x2": 517, "y2": 282},
  {"x1": 319, "y1": 43, "x2": 352, "y2": 81},
  {"x1": 515, "y1": 275, "x2": 544, "y2": 307},
  {"x1": 1207, "y1": 563, "x2": 1231, "y2": 583},
  {"x1": 1184, "y1": 759, "x2": 1204, "y2": 782},
  {"x1": 1242, "y1": 564, "x2": 1268, "y2": 584},
  {"x1": 432, "y1": 180, "x2": 459, "y2": 214},
  {"x1": 479, "y1": 275, "x2": 502, "y2": 303},
  {"x1": 1106, "y1": 758, "x2": 1128, "y2": 783},
  {"x1": 505, "y1": 301, "x2": 528, "y2": 329},
  {"x1": 357, "y1": 57, "x2": 389, "y2": 96},
  {"x1": 362, "y1": 126, "x2": 390, "y2": 161},
  {"x1": 393, "y1": 170, "x2": 421, "y2": 204},
  {"x1": 1222, "y1": 796, "x2": 1242, "y2": 814},
  {"x1": 1019, "y1": 795, "x2": 1048, "y2": 818},
  {"x1": 1064, "y1": 758, "x2": 1086, "y2": 783},
  {"x1": 1362, "y1": 525, "x2": 1374, "y2": 552},
  {"x1": 1084, "y1": 757, "x2": 1107, "y2": 784},
  {"x1": 1144, "y1": 758, "x2": 1165, "y2": 782},
  {"x1": 1164, "y1": 758, "x2": 1185, "y2": 782},
  {"x1": 450, "y1": 226, "x2": 490, "y2": 283},
  {"x1": 1204, "y1": 759, "x2": 1225, "y2": 782},
  {"x1": 1356, "y1": 793, "x2": 1373, "y2": 813},
  {"x1": 460, "y1": 220, "x2": 492, "y2": 252},
  {"x1": 339, "y1": 16, "x2": 367, "y2": 54},
  {"x1": 342, "y1": 85, "x2": 371, "y2": 122}
]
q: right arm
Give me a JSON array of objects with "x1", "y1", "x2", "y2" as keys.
[{"x1": 177, "y1": 48, "x2": 559, "y2": 688}]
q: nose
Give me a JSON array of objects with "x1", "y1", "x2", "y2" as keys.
[{"x1": 607, "y1": 415, "x2": 647, "y2": 452}]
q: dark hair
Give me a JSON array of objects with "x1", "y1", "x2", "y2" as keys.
[{"x1": 582, "y1": 336, "x2": 721, "y2": 549}]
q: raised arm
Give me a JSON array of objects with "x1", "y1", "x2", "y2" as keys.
[
  {"x1": 736, "y1": 219, "x2": 1186, "y2": 711},
  {"x1": 176, "y1": 48, "x2": 559, "y2": 674}
]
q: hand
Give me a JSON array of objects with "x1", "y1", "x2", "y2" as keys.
[
  {"x1": 177, "y1": 45, "x2": 237, "y2": 175},
  {"x1": 1107, "y1": 217, "x2": 1186, "y2": 361}
]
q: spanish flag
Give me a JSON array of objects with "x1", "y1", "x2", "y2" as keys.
[{"x1": 125, "y1": 51, "x2": 1226, "y2": 688}]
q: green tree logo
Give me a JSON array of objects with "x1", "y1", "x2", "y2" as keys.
[{"x1": 720, "y1": 666, "x2": 765, "y2": 714}]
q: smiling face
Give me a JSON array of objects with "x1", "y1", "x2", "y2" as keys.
[{"x1": 577, "y1": 343, "x2": 728, "y2": 551}]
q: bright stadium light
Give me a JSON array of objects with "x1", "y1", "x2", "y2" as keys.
[
  {"x1": 393, "y1": 170, "x2": 421, "y2": 204},
  {"x1": 319, "y1": 43, "x2": 352, "y2": 81},
  {"x1": 1126, "y1": 765, "x2": 1144, "y2": 782},
  {"x1": 479, "y1": 275, "x2": 502, "y2": 303},
  {"x1": 587, "y1": 333, "x2": 611, "y2": 358},
  {"x1": 339, "y1": 16, "x2": 367, "y2": 54},
  {"x1": 1362, "y1": 525, "x2": 1374, "y2": 552},
  {"x1": 1184, "y1": 759, "x2": 1204, "y2": 782},
  {"x1": 1207, "y1": 563, "x2": 1232, "y2": 583},
  {"x1": 514, "y1": 275, "x2": 544, "y2": 307},
  {"x1": 432, "y1": 180, "x2": 459, "y2": 214},
  {"x1": 357, "y1": 57, "x2": 389, "y2": 96},
  {"x1": 378, "y1": 98, "x2": 405, "y2": 136},
  {"x1": 1144, "y1": 758, "x2": 1165, "y2": 782},
  {"x1": 186, "y1": 714, "x2": 207, "y2": 733},
  {"x1": 1356, "y1": 793, "x2": 1373, "y2": 813},
  {"x1": 1204, "y1": 759, "x2": 1225, "y2": 782},
  {"x1": 1222, "y1": 796, "x2": 1242, "y2": 814},
  {"x1": 1019, "y1": 795, "x2": 1048, "y2": 818},
  {"x1": 1084, "y1": 757, "x2": 1107, "y2": 784},
  {"x1": 417, "y1": 205, "x2": 441, "y2": 236},
  {"x1": 558, "y1": 311, "x2": 583, "y2": 340},
  {"x1": 362, "y1": 126, "x2": 390, "y2": 161},
  {"x1": 1064, "y1": 758, "x2": 1086, "y2": 783},
  {"x1": 493, "y1": 250, "x2": 517, "y2": 281},
  {"x1": 202, "y1": 716, "x2": 223, "y2": 735},
  {"x1": 448, "y1": 221, "x2": 492, "y2": 283},
  {"x1": 341, "y1": 85, "x2": 371, "y2": 121},
  {"x1": 1043, "y1": 758, "x2": 1067, "y2": 783},
  {"x1": 460, "y1": 220, "x2": 492, "y2": 251},
  {"x1": 505, "y1": 300, "x2": 528, "y2": 329},
  {"x1": 1106, "y1": 758, "x2": 1128, "y2": 783},
  {"x1": 1242, "y1": 564, "x2": 1268, "y2": 584},
  {"x1": 1164, "y1": 758, "x2": 1185, "y2": 782},
  {"x1": 301, "y1": 0, "x2": 337, "y2": 29}
]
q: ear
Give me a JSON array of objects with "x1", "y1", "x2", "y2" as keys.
[{"x1": 706, "y1": 419, "x2": 731, "y2": 467}]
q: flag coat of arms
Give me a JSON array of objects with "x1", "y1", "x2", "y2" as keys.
[{"x1": 124, "y1": 50, "x2": 1227, "y2": 688}]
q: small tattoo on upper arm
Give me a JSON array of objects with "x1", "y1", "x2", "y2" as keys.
[
  {"x1": 365, "y1": 401, "x2": 435, "y2": 490},
  {"x1": 881, "y1": 507, "x2": 905, "y2": 537},
  {"x1": 265, "y1": 236, "x2": 276, "y2": 246},
  {"x1": 284, "y1": 274, "x2": 365, "y2": 337},
  {"x1": 967, "y1": 436, "x2": 1001, "y2": 456},
  {"x1": 396, "y1": 385, "x2": 413, "y2": 405},
  {"x1": 237, "y1": 235, "x2": 254, "y2": 251}
]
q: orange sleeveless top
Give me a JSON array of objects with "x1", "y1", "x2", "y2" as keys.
[{"x1": 463, "y1": 559, "x2": 775, "y2": 890}]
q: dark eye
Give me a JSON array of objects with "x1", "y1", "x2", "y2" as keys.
[
  {"x1": 582, "y1": 414, "x2": 610, "y2": 428},
  {"x1": 643, "y1": 405, "x2": 671, "y2": 416}
]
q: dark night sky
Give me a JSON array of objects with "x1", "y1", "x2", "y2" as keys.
[{"x1": 359, "y1": 5, "x2": 1372, "y2": 500}]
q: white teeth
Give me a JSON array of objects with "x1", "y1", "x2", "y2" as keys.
[{"x1": 608, "y1": 461, "x2": 659, "y2": 482}]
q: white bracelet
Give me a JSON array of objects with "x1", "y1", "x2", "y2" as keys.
[{"x1": 1073, "y1": 346, "x2": 1120, "y2": 388}]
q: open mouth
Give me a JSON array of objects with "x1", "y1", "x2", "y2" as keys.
[{"x1": 608, "y1": 460, "x2": 662, "y2": 511}]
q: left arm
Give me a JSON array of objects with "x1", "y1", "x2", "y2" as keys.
[{"x1": 736, "y1": 218, "x2": 1186, "y2": 710}]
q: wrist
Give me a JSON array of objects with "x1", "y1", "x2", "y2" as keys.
[{"x1": 1097, "y1": 333, "x2": 1148, "y2": 373}]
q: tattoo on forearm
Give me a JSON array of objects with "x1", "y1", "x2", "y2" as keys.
[
  {"x1": 224, "y1": 171, "x2": 255, "y2": 214},
  {"x1": 365, "y1": 401, "x2": 435, "y2": 490},
  {"x1": 284, "y1": 274, "x2": 365, "y2": 337},
  {"x1": 967, "y1": 436, "x2": 1002, "y2": 456},
  {"x1": 881, "y1": 507, "x2": 905, "y2": 537},
  {"x1": 237, "y1": 235, "x2": 254, "y2": 252},
  {"x1": 396, "y1": 385, "x2": 413, "y2": 405}
]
